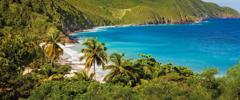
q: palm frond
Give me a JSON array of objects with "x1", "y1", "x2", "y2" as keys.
[{"x1": 80, "y1": 38, "x2": 108, "y2": 74}]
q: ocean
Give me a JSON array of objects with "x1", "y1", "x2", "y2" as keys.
[{"x1": 71, "y1": 18, "x2": 240, "y2": 74}]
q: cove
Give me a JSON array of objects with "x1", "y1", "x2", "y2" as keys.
[{"x1": 71, "y1": 19, "x2": 240, "y2": 74}]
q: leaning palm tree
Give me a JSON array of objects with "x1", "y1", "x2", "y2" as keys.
[
  {"x1": 43, "y1": 26, "x2": 64, "y2": 67},
  {"x1": 80, "y1": 38, "x2": 108, "y2": 74},
  {"x1": 103, "y1": 53, "x2": 137, "y2": 86}
]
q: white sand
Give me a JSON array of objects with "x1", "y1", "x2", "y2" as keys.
[{"x1": 22, "y1": 43, "x2": 109, "y2": 82}]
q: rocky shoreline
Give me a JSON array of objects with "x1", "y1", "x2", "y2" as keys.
[{"x1": 64, "y1": 17, "x2": 240, "y2": 43}]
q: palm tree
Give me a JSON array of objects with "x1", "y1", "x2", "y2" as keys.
[
  {"x1": 103, "y1": 53, "x2": 137, "y2": 86},
  {"x1": 43, "y1": 26, "x2": 64, "y2": 67},
  {"x1": 73, "y1": 70, "x2": 94, "y2": 81},
  {"x1": 80, "y1": 38, "x2": 108, "y2": 74}
]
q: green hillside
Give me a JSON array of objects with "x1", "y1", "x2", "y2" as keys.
[
  {"x1": 0, "y1": 0, "x2": 93, "y2": 36},
  {"x1": 66, "y1": 0, "x2": 239, "y2": 25},
  {"x1": 0, "y1": 0, "x2": 239, "y2": 35}
]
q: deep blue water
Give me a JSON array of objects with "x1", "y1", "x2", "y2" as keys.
[{"x1": 72, "y1": 19, "x2": 240, "y2": 74}]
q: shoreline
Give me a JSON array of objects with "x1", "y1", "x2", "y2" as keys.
[
  {"x1": 64, "y1": 18, "x2": 240, "y2": 77},
  {"x1": 61, "y1": 42, "x2": 226, "y2": 77},
  {"x1": 70, "y1": 18, "x2": 202, "y2": 34},
  {"x1": 69, "y1": 17, "x2": 240, "y2": 34}
]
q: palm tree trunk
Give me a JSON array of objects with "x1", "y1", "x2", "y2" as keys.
[
  {"x1": 51, "y1": 58, "x2": 54, "y2": 68},
  {"x1": 93, "y1": 60, "x2": 96, "y2": 74},
  {"x1": 28, "y1": 67, "x2": 30, "y2": 73},
  {"x1": 93, "y1": 60, "x2": 97, "y2": 80}
]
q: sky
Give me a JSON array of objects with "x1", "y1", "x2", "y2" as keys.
[{"x1": 203, "y1": 0, "x2": 240, "y2": 12}]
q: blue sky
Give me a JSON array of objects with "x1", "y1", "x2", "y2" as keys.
[{"x1": 203, "y1": 0, "x2": 240, "y2": 12}]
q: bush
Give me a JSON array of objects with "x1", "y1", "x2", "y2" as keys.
[
  {"x1": 135, "y1": 78, "x2": 212, "y2": 100},
  {"x1": 219, "y1": 64, "x2": 240, "y2": 100},
  {"x1": 29, "y1": 80, "x2": 137, "y2": 100}
]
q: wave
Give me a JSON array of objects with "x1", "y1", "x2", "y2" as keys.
[
  {"x1": 82, "y1": 24, "x2": 136, "y2": 33},
  {"x1": 81, "y1": 19, "x2": 216, "y2": 33},
  {"x1": 83, "y1": 27, "x2": 107, "y2": 33},
  {"x1": 81, "y1": 20, "x2": 211, "y2": 33}
]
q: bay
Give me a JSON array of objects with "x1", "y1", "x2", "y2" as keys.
[{"x1": 72, "y1": 19, "x2": 240, "y2": 74}]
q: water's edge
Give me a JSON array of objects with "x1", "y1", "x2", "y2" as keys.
[{"x1": 70, "y1": 18, "x2": 240, "y2": 75}]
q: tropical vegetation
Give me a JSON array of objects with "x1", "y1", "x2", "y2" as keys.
[
  {"x1": 80, "y1": 38, "x2": 108, "y2": 74},
  {"x1": 1, "y1": 0, "x2": 240, "y2": 100},
  {"x1": 1, "y1": 36, "x2": 240, "y2": 99}
]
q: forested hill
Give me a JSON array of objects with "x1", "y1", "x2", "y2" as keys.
[
  {"x1": 68, "y1": 0, "x2": 239, "y2": 25},
  {"x1": 0, "y1": 0, "x2": 239, "y2": 35}
]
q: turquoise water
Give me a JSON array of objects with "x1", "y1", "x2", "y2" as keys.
[{"x1": 72, "y1": 19, "x2": 240, "y2": 74}]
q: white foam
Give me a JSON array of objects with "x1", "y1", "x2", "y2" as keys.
[
  {"x1": 82, "y1": 24, "x2": 136, "y2": 33},
  {"x1": 83, "y1": 26, "x2": 114, "y2": 32}
]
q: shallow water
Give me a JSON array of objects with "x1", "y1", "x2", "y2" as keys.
[{"x1": 72, "y1": 19, "x2": 240, "y2": 74}]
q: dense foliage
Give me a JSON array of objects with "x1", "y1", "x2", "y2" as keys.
[
  {"x1": 27, "y1": 58, "x2": 240, "y2": 100},
  {"x1": 1, "y1": 0, "x2": 240, "y2": 100},
  {"x1": 0, "y1": 23, "x2": 70, "y2": 99}
]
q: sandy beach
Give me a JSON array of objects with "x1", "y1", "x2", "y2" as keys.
[{"x1": 59, "y1": 42, "x2": 109, "y2": 82}]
